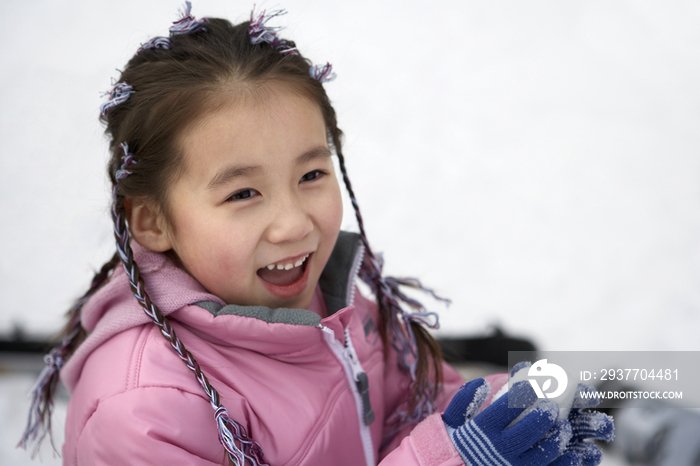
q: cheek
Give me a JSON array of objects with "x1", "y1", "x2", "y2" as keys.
[
  {"x1": 320, "y1": 182, "x2": 344, "y2": 234},
  {"x1": 167, "y1": 206, "x2": 249, "y2": 274},
  {"x1": 171, "y1": 220, "x2": 258, "y2": 299}
]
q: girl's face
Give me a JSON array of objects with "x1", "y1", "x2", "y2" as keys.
[{"x1": 159, "y1": 83, "x2": 343, "y2": 310}]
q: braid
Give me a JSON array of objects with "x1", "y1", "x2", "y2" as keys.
[
  {"x1": 17, "y1": 253, "x2": 119, "y2": 456},
  {"x1": 111, "y1": 145, "x2": 266, "y2": 466},
  {"x1": 329, "y1": 122, "x2": 446, "y2": 431}
]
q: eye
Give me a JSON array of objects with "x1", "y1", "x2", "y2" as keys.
[
  {"x1": 226, "y1": 188, "x2": 259, "y2": 202},
  {"x1": 300, "y1": 170, "x2": 326, "y2": 183}
]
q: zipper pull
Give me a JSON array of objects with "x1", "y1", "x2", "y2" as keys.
[
  {"x1": 355, "y1": 372, "x2": 375, "y2": 425},
  {"x1": 344, "y1": 341, "x2": 375, "y2": 426}
]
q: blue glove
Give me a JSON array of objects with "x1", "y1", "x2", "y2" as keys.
[
  {"x1": 557, "y1": 383, "x2": 615, "y2": 466},
  {"x1": 442, "y1": 377, "x2": 491, "y2": 428},
  {"x1": 443, "y1": 379, "x2": 573, "y2": 466},
  {"x1": 508, "y1": 362, "x2": 614, "y2": 466}
]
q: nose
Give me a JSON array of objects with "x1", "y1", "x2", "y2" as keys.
[{"x1": 266, "y1": 193, "x2": 314, "y2": 244}]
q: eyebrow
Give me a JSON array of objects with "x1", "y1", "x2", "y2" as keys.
[
  {"x1": 206, "y1": 146, "x2": 332, "y2": 191},
  {"x1": 296, "y1": 146, "x2": 332, "y2": 164},
  {"x1": 207, "y1": 165, "x2": 261, "y2": 191}
]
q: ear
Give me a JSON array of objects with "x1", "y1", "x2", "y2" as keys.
[{"x1": 128, "y1": 202, "x2": 173, "y2": 252}]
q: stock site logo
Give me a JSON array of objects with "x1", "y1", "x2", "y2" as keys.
[{"x1": 526, "y1": 359, "x2": 568, "y2": 399}]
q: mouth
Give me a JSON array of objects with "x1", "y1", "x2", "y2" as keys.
[{"x1": 256, "y1": 253, "x2": 312, "y2": 299}]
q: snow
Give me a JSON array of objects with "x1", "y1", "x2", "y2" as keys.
[
  {"x1": 465, "y1": 379, "x2": 490, "y2": 420},
  {"x1": 2, "y1": 0, "x2": 700, "y2": 351},
  {"x1": 2, "y1": 0, "x2": 700, "y2": 464}
]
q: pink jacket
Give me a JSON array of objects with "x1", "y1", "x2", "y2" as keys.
[{"x1": 61, "y1": 232, "x2": 469, "y2": 465}]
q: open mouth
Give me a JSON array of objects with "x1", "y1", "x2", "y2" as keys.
[
  {"x1": 257, "y1": 253, "x2": 310, "y2": 286},
  {"x1": 256, "y1": 252, "x2": 313, "y2": 300}
]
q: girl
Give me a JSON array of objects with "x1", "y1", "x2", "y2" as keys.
[{"x1": 19, "y1": 4, "x2": 611, "y2": 465}]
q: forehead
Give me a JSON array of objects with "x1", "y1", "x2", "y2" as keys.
[{"x1": 177, "y1": 83, "x2": 328, "y2": 181}]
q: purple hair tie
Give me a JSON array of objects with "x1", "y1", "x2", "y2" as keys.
[
  {"x1": 249, "y1": 7, "x2": 298, "y2": 55},
  {"x1": 17, "y1": 344, "x2": 69, "y2": 456},
  {"x1": 139, "y1": 2, "x2": 208, "y2": 54},
  {"x1": 170, "y1": 1, "x2": 208, "y2": 36},
  {"x1": 137, "y1": 37, "x2": 172, "y2": 54},
  {"x1": 17, "y1": 293, "x2": 92, "y2": 457},
  {"x1": 310, "y1": 63, "x2": 337, "y2": 83},
  {"x1": 115, "y1": 143, "x2": 137, "y2": 181},
  {"x1": 100, "y1": 81, "x2": 134, "y2": 116}
]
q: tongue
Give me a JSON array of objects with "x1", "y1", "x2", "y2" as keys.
[{"x1": 257, "y1": 266, "x2": 303, "y2": 286}]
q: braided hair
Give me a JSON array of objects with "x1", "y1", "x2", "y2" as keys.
[{"x1": 20, "y1": 4, "x2": 446, "y2": 463}]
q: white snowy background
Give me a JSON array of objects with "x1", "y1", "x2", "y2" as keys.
[{"x1": 2, "y1": 0, "x2": 699, "y2": 464}]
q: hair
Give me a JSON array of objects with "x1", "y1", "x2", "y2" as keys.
[{"x1": 20, "y1": 6, "x2": 445, "y2": 464}]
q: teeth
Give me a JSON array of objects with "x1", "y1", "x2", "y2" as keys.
[{"x1": 265, "y1": 254, "x2": 309, "y2": 271}]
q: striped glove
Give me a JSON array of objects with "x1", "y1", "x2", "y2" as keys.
[
  {"x1": 443, "y1": 378, "x2": 573, "y2": 466},
  {"x1": 508, "y1": 361, "x2": 615, "y2": 466},
  {"x1": 560, "y1": 383, "x2": 615, "y2": 466}
]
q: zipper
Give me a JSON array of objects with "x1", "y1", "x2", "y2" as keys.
[
  {"x1": 321, "y1": 326, "x2": 375, "y2": 466},
  {"x1": 346, "y1": 241, "x2": 365, "y2": 308},
  {"x1": 342, "y1": 328, "x2": 375, "y2": 426}
]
